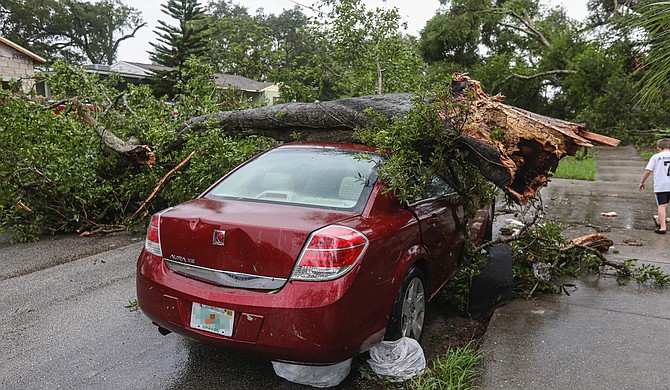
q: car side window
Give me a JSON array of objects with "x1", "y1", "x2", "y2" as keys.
[{"x1": 410, "y1": 176, "x2": 456, "y2": 203}]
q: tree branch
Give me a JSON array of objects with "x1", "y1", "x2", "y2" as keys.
[
  {"x1": 494, "y1": 69, "x2": 578, "y2": 89},
  {"x1": 506, "y1": 10, "x2": 552, "y2": 48},
  {"x1": 130, "y1": 151, "x2": 195, "y2": 221},
  {"x1": 111, "y1": 22, "x2": 148, "y2": 55},
  {"x1": 72, "y1": 97, "x2": 155, "y2": 165}
]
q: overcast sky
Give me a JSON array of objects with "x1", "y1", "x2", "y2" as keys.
[{"x1": 117, "y1": 0, "x2": 589, "y2": 63}]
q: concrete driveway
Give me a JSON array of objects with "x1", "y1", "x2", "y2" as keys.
[{"x1": 479, "y1": 145, "x2": 670, "y2": 389}]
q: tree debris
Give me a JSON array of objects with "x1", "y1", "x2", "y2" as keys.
[
  {"x1": 72, "y1": 98, "x2": 155, "y2": 166},
  {"x1": 130, "y1": 151, "x2": 195, "y2": 221},
  {"x1": 172, "y1": 74, "x2": 619, "y2": 204},
  {"x1": 16, "y1": 200, "x2": 32, "y2": 212},
  {"x1": 571, "y1": 234, "x2": 614, "y2": 252}
]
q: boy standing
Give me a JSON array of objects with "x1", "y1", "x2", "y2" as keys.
[{"x1": 639, "y1": 138, "x2": 670, "y2": 234}]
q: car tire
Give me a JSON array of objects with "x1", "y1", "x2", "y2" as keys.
[
  {"x1": 467, "y1": 244, "x2": 513, "y2": 319},
  {"x1": 385, "y1": 267, "x2": 427, "y2": 341},
  {"x1": 484, "y1": 201, "x2": 495, "y2": 242}
]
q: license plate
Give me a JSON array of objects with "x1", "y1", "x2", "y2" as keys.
[{"x1": 190, "y1": 302, "x2": 234, "y2": 337}]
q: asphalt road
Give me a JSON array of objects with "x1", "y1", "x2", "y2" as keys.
[
  {"x1": 17, "y1": 144, "x2": 654, "y2": 390},
  {"x1": 0, "y1": 232, "x2": 384, "y2": 389}
]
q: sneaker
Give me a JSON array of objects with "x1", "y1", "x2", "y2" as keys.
[{"x1": 654, "y1": 228, "x2": 666, "y2": 234}]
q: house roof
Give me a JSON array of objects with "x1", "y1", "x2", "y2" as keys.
[
  {"x1": 124, "y1": 61, "x2": 174, "y2": 74},
  {"x1": 83, "y1": 61, "x2": 277, "y2": 92},
  {"x1": 214, "y1": 73, "x2": 275, "y2": 92},
  {"x1": 0, "y1": 37, "x2": 46, "y2": 64},
  {"x1": 83, "y1": 62, "x2": 161, "y2": 78}
]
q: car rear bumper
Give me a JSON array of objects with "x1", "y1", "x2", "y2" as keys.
[{"x1": 136, "y1": 250, "x2": 386, "y2": 364}]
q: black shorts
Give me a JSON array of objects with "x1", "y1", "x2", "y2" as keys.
[{"x1": 656, "y1": 192, "x2": 670, "y2": 205}]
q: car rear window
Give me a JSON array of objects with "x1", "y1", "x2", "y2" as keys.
[{"x1": 205, "y1": 147, "x2": 379, "y2": 211}]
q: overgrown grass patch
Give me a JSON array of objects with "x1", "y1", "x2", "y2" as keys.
[{"x1": 553, "y1": 151, "x2": 596, "y2": 180}]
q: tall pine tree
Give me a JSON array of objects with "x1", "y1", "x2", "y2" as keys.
[{"x1": 149, "y1": 0, "x2": 208, "y2": 96}]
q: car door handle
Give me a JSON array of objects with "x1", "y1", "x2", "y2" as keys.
[{"x1": 426, "y1": 214, "x2": 439, "y2": 227}]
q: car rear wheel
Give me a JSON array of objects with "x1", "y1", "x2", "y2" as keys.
[{"x1": 385, "y1": 267, "x2": 426, "y2": 341}]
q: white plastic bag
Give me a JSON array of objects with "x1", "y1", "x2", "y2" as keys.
[
  {"x1": 272, "y1": 358, "x2": 352, "y2": 388},
  {"x1": 367, "y1": 337, "x2": 426, "y2": 381}
]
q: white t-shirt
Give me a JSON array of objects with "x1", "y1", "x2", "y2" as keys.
[{"x1": 645, "y1": 150, "x2": 670, "y2": 193}]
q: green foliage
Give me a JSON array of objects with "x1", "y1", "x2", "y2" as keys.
[
  {"x1": 0, "y1": 60, "x2": 271, "y2": 241},
  {"x1": 125, "y1": 298, "x2": 139, "y2": 311},
  {"x1": 419, "y1": 0, "x2": 490, "y2": 67},
  {"x1": 408, "y1": 341, "x2": 483, "y2": 390},
  {"x1": 510, "y1": 217, "x2": 670, "y2": 295},
  {"x1": 312, "y1": 0, "x2": 425, "y2": 97},
  {"x1": 357, "y1": 341, "x2": 482, "y2": 389},
  {"x1": 614, "y1": 259, "x2": 670, "y2": 286},
  {"x1": 418, "y1": 0, "x2": 670, "y2": 141},
  {"x1": 634, "y1": 1, "x2": 670, "y2": 106},
  {"x1": 206, "y1": 1, "x2": 278, "y2": 81},
  {"x1": 444, "y1": 203, "x2": 670, "y2": 314},
  {"x1": 552, "y1": 150, "x2": 596, "y2": 180},
  {"x1": 150, "y1": 0, "x2": 210, "y2": 96},
  {"x1": 441, "y1": 248, "x2": 489, "y2": 315},
  {"x1": 509, "y1": 219, "x2": 578, "y2": 297},
  {"x1": 0, "y1": 0, "x2": 145, "y2": 64},
  {"x1": 490, "y1": 126, "x2": 504, "y2": 141},
  {"x1": 639, "y1": 149, "x2": 655, "y2": 161},
  {"x1": 357, "y1": 88, "x2": 496, "y2": 213}
]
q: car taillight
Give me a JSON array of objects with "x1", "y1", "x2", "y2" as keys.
[
  {"x1": 291, "y1": 225, "x2": 368, "y2": 281},
  {"x1": 144, "y1": 214, "x2": 162, "y2": 257}
]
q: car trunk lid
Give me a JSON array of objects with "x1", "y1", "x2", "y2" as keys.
[{"x1": 158, "y1": 198, "x2": 358, "y2": 282}]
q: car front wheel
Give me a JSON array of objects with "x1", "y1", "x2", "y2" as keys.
[
  {"x1": 484, "y1": 200, "x2": 495, "y2": 242},
  {"x1": 385, "y1": 267, "x2": 426, "y2": 341}
]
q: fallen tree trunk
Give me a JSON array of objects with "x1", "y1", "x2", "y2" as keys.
[
  {"x1": 175, "y1": 93, "x2": 415, "y2": 143},
  {"x1": 174, "y1": 74, "x2": 618, "y2": 204}
]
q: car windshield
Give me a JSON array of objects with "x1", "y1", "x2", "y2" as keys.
[{"x1": 205, "y1": 147, "x2": 380, "y2": 211}]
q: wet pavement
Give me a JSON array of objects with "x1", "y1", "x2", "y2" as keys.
[
  {"x1": 0, "y1": 232, "x2": 379, "y2": 389},
  {"x1": 2, "y1": 145, "x2": 667, "y2": 389},
  {"x1": 479, "y1": 145, "x2": 670, "y2": 389}
]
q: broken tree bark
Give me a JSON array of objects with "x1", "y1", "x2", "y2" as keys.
[
  {"x1": 72, "y1": 98, "x2": 155, "y2": 166},
  {"x1": 174, "y1": 74, "x2": 618, "y2": 205},
  {"x1": 452, "y1": 74, "x2": 620, "y2": 202}
]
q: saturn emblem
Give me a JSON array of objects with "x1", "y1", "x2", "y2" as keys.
[{"x1": 212, "y1": 230, "x2": 226, "y2": 246}]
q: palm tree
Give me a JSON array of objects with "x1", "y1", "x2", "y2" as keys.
[{"x1": 636, "y1": 1, "x2": 670, "y2": 105}]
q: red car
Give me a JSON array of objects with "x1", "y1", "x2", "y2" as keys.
[{"x1": 136, "y1": 142, "x2": 491, "y2": 364}]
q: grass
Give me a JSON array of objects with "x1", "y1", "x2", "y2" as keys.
[
  {"x1": 408, "y1": 341, "x2": 483, "y2": 390},
  {"x1": 552, "y1": 151, "x2": 596, "y2": 181},
  {"x1": 639, "y1": 149, "x2": 654, "y2": 161},
  {"x1": 125, "y1": 298, "x2": 139, "y2": 312}
]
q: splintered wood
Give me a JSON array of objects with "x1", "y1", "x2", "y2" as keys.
[{"x1": 451, "y1": 74, "x2": 620, "y2": 204}]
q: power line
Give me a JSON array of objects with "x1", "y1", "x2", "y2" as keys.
[{"x1": 286, "y1": 0, "x2": 322, "y2": 15}]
